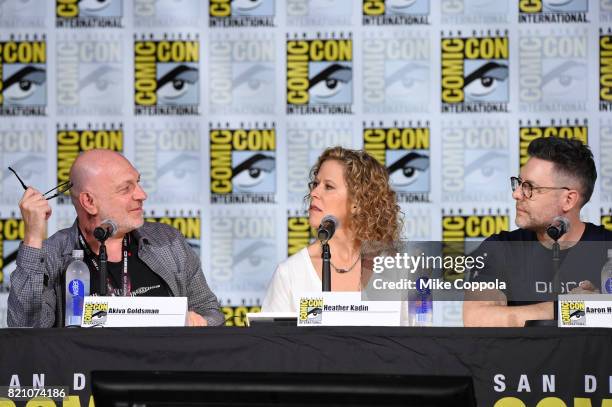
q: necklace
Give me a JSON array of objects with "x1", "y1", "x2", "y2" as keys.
[{"x1": 330, "y1": 254, "x2": 361, "y2": 274}]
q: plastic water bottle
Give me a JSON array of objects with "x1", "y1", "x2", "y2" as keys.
[
  {"x1": 65, "y1": 250, "x2": 90, "y2": 327},
  {"x1": 601, "y1": 249, "x2": 612, "y2": 294},
  {"x1": 411, "y1": 276, "x2": 433, "y2": 326}
]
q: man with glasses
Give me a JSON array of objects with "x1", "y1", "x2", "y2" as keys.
[
  {"x1": 463, "y1": 137, "x2": 612, "y2": 327},
  {"x1": 7, "y1": 149, "x2": 223, "y2": 327}
]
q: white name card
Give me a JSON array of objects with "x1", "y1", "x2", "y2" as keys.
[
  {"x1": 296, "y1": 292, "x2": 400, "y2": 326},
  {"x1": 558, "y1": 294, "x2": 612, "y2": 328},
  {"x1": 81, "y1": 296, "x2": 188, "y2": 327}
]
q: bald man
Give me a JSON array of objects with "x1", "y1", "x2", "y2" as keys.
[{"x1": 8, "y1": 149, "x2": 223, "y2": 327}]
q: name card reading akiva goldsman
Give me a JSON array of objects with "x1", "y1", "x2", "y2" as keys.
[
  {"x1": 81, "y1": 296, "x2": 187, "y2": 327},
  {"x1": 297, "y1": 292, "x2": 400, "y2": 326}
]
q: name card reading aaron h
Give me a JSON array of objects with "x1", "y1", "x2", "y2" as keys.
[
  {"x1": 297, "y1": 292, "x2": 400, "y2": 326},
  {"x1": 81, "y1": 296, "x2": 188, "y2": 327},
  {"x1": 558, "y1": 294, "x2": 612, "y2": 328}
]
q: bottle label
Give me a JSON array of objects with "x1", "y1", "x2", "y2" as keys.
[
  {"x1": 68, "y1": 279, "x2": 84, "y2": 297},
  {"x1": 604, "y1": 277, "x2": 612, "y2": 294}
]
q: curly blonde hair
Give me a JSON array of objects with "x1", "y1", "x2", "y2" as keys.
[{"x1": 307, "y1": 146, "x2": 402, "y2": 243}]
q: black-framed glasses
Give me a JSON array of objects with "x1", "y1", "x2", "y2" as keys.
[
  {"x1": 510, "y1": 176, "x2": 569, "y2": 199},
  {"x1": 8, "y1": 166, "x2": 72, "y2": 200}
]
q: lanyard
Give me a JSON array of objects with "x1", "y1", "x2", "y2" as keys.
[{"x1": 77, "y1": 228, "x2": 132, "y2": 296}]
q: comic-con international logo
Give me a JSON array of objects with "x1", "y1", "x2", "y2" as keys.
[
  {"x1": 601, "y1": 121, "x2": 612, "y2": 202},
  {"x1": 82, "y1": 302, "x2": 109, "y2": 326},
  {"x1": 134, "y1": 0, "x2": 200, "y2": 27},
  {"x1": 299, "y1": 297, "x2": 323, "y2": 324},
  {"x1": 0, "y1": 35, "x2": 46, "y2": 116},
  {"x1": 363, "y1": 121, "x2": 430, "y2": 203},
  {"x1": 560, "y1": 301, "x2": 586, "y2": 326},
  {"x1": 363, "y1": 32, "x2": 430, "y2": 114},
  {"x1": 362, "y1": 0, "x2": 430, "y2": 25},
  {"x1": 602, "y1": 210, "x2": 612, "y2": 232},
  {"x1": 0, "y1": 216, "x2": 25, "y2": 290},
  {"x1": 287, "y1": 0, "x2": 353, "y2": 26},
  {"x1": 286, "y1": 33, "x2": 353, "y2": 115},
  {"x1": 209, "y1": 0, "x2": 275, "y2": 27},
  {"x1": 442, "y1": 210, "x2": 509, "y2": 280},
  {"x1": 134, "y1": 34, "x2": 199, "y2": 116},
  {"x1": 441, "y1": 121, "x2": 509, "y2": 203},
  {"x1": 146, "y1": 211, "x2": 201, "y2": 254},
  {"x1": 0, "y1": 125, "x2": 46, "y2": 205},
  {"x1": 402, "y1": 209, "x2": 431, "y2": 240},
  {"x1": 601, "y1": 29, "x2": 612, "y2": 112},
  {"x1": 56, "y1": 0, "x2": 123, "y2": 28},
  {"x1": 135, "y1": 123, "x2": 201, "y2": 205},
  {"x1": 209, "y1": 33, "x2": 275, "y2": 115},
  {"x1": 56, "y1": 123, "x2": 123, "y2": 205},
  {"x1": 222, "y1": 305, "x2": 261, "y2": 327},
  {"x1": 440, "y1": 31, "x2": 509, "y2": 114},
  {"x1": 286, "y1": 120, "x2": 353, "y2": 205},
  {"x1": 287, "y1": 211, "x2": 316, "y2": 256},
  {"x1": 519, "y1": 29, "x2": 588, "y2": 113},
  {"x1": 0, "y1": 0, "x2": 45, "y2": 28},
  {"x1": 209, "y1": 210, "x2": 276, "y2": 304},
  {"x1": 441, "y1": 0, "x2": 508, "y2": 24},
  {"x1": 518, "y1": 0, "x2": 588, "y2": 23},
  {"x1": 57, "y1": 34, "x2": 123, "y2": 115},
  {"x1": 518, "y1": 119, "x2": 588, "y2": 168},
  {"x1": 209, "y1": 123, "x2": 276, "y2": 204}
]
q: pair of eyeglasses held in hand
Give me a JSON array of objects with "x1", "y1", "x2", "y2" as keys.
[{"x1": 8, "y1": 167, "x2": 72, "y2": 200}]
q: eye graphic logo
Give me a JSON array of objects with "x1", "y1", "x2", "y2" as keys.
[
  {"x1": 560, "y1": 301, "x2": 586, "y2": 326},
  {"x1": 56, "y1": 38, "x2": 123, "y2": 115},
  {"x1": 0, "y1": 36, "x2": 46, "y2": 116},
  {"x1": 363, "y1": 122, "x2": 430, "y2": 203},
  {"x1": 0, "y1": 126, "x2": 46, "y2": 205},
  {"x1": 209, "y1": 35, "x2": 275, "y2": 115},
  {"x1": 287, "y1": 0, "x2": 353, "y2": 25},
  {"x1": 362, "y1": 0, "x2": 430, "y2": 25},
  {"x1": 56, "y1": 0, "x2": 123, "y2": 28},
  {"x1": 210, "y1": 124, "x2": 276, "y2": 204},
  {"x1": 518, "y1": 119, "x2": 588, "y2": 168},
  {"x1": 56, "y1": 123, "x2": 123, "y2": 205},
  {"x1": 299, "y1": 298, "x2": 323, "y2": 324},
  {"x1": 209, "y1": 0, "x2": 275, "y2": 27},
  {"x1": 441, "y1": 32, "x2": 509, "y2": 114},
  {"x1": 519, "y1": 31, "x2": 588, "y2": 113},
  {"x1": 0, "y1": 217, "x2": 25, "y2": 289},
  {"x1": 134, "y1": 123, "x2": 201, "y2": 205},
  {"x1": 146, "y1": 212, "x2": 201, "y2": 255},
  {"x1": 441, "y1": 122, "x2": 509, "y2": 202},
  {"x1": 286, "y1": 34, "x2": 353, "y2": 114},
  {"x1": 0, "y1": 0, "x2": 45, "y2": 27},
  {"x1": 601, "y1": 29, "x2": 612, "y2": 112},
  {"x1": 134, "y1": 0, "x2": 201, "y2": 27},
  {"x1": 441, "y1": 0, "x2": 508, "y2": 24},
  {"x1": 363, "y1": 34, "x2": 430, "y2": 113},
  {"x1": 134, "y1": 36, "x2": 200, "y2": 116},
  {"x1": 518, "y1": 0, "x2": 588, "y2": 23}
]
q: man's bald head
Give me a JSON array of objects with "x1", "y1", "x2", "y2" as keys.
[{"x1": 70, "y1": 149, "x2": 132, "y2": 200}]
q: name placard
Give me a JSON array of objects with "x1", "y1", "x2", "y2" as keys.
[
  {"x1": 297, "y1": 292, "x2": 400, "y2": 326},
  {"x1": 558, "y1": 294, "x2": 612, "y2": 328},
  {"x1": 81, "y1": 296, "x2": 188, "y2": 327}
]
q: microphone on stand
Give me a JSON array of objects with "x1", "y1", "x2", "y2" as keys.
[
  {"x1": 94, "y1": 220, "x2": 118, "y2": 242},
  {"x1": 317, "y1": 215, "x2": 338, "y2": 243},
  {"x1": 318, "y1": 215, "x2": 339, "y2": 292},
  {"x1": 546, "y1": 216, "x2": 570, "y2": 241}
]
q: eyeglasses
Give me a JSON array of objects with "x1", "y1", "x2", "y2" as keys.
[
  {"x1": 510, "y1": 176, "x2": 569, "y2": 199},
  {"x1": 8, "y1": 166, "x2": 72, "y2": 200}
]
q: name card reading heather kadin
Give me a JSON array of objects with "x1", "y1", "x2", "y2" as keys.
[
  {"x1": 297, "y1": 292, "x2": 401, "y2": 327},
  {"x1": 558, "y1": 294, "x2": 612, "y2": 328},
  {"x1": 81, "y1": 296, "x2": 188, "y2": 327}
]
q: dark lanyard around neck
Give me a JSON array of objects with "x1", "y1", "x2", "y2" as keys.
[{"x1": 77, "y1": 228, "x2": 132, "y2": 296}]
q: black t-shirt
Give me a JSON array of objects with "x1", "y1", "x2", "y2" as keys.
[
  {"x1": 88, "y1": 233, "x2": 170, "y2": 297},
  {"x1": 471, "y1": 223, "x2": 612, "y2": 305}
]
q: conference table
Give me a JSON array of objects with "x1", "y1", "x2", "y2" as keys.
[{"x1": 0, "y1": 326, "x2": 610, "y2": 406}]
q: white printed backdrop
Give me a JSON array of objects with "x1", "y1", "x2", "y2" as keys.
[{"x1": 0, "y1": 0, "x2": 611, "y2": 327}]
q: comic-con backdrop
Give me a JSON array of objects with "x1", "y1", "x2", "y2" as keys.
[{"x1": 0, "y1": 0, "x2": 611, "y2": 327}]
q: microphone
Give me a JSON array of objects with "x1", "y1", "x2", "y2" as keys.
[
  {"x1": 93, "y1": 219, "x2": 118, "y2": 241},
  {"x1": 546, "y1": 216, "x2": 570, "y2": 241},
  {"x1": 317, "y1": 215, "x2": 339, "y2": 242}
]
